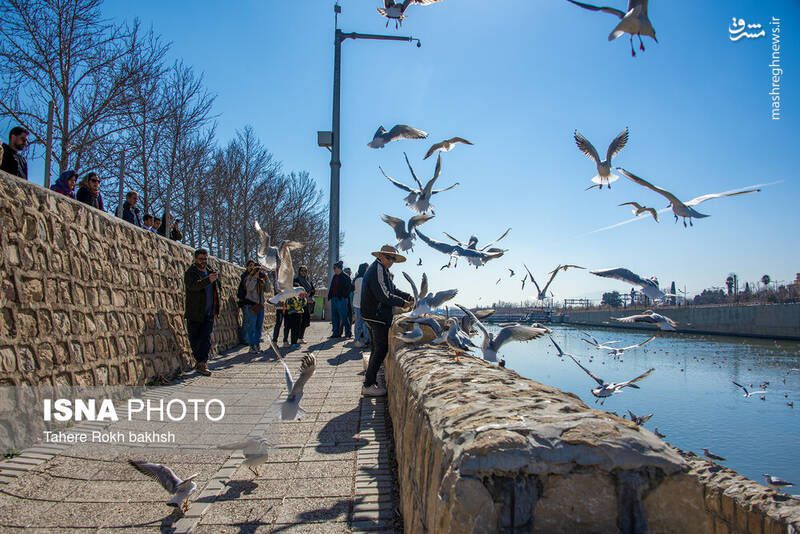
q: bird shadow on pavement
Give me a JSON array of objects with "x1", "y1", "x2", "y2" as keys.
[
  {"x1": 270, "y1": 496, "x2": 363, "y2": 532},
  {"x1": 315, "y1": 406, "x2": 368, "y2": 453},
  {"x1": 216, "y1": 479, "x2": 259, "y2": 500}
]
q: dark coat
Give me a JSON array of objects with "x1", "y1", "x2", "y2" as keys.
[
  {"x1": 184, "y1": 263, "x2": 220, "y2": 322},
  {"x1": 120, "y1": 202, "x2": 142, "y2": 227},
  {"x1": 50, "y1": 172, "x2": 75, "y2": 198},
  {"x1": 76, "y1": 186, "x2": 104, "y2": 211},
  {"x1": 293, "y1": 274, "x2": 315, "y2": 297},
  {"x1": 327, "y1": 272, "x2": 352, "y2": 300},
  {"x1": 360, "y1": 259, "x2": 411, "y2": 325},
  {"x1": 0, "y1": 143, "x2": 27, "y2": 180}
]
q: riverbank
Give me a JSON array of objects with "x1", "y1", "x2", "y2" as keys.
[{"x1": 564, "y1": 302, "x2": 800, "y2": 340}]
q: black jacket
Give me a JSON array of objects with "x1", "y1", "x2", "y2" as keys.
[
  {"x1": 120, "y1": 202, "x2": 142, "y2": 227},
  {"x1": 0, "y1": 143, "x2": 27, "y2": 180},
  {"x1": 327, "y1": 272, "x2": 352, "y2": 300},
  {"x1": 360, "y1": 259, "x2": 411, "y2": 325},
  {"x1": 184, "y1": 263, "x2": 220, "y2": 322},
  {"x1": 293, "y1": 274, "x2": 316, "y2": 297}
]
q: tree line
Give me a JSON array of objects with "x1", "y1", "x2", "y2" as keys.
[{"x1": 0, "y1": 0, "x2": 328, "y2": 284}]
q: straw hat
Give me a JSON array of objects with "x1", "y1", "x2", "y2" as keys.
[{"x1": 371, "y1": 244, "x2": 407, "y2": 263}]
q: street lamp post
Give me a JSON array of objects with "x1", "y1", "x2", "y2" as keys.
[{"x1": 324, "y1": 9, "x2": 419, "y2": 282}]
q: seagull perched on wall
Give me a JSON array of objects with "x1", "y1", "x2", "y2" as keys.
[
  {"x1": 567, "y1": 354, "x2": 654, "y2": 404},
  {"x1": 456, "y1": 304, "x2": 548, "y2": 365},
  {"x1": 424, "y1": 136, "x2": 473, "y2": 159},
  {"x1": 444, "y1": 317, "x2": 478, "y2": 361},
  {"x1": 582, "y1": 334, "x2": 656, "y2": 357},
  {"x1": 524, "y1": 263, "x2": 585, "y2": 301},
  {"x1": 702, "y1": 448, "x2": 726, "y2": 463},
  {"x1": 273, "y1": 353, "x2": 316, "y2": 420},
  {"x1": 402, "y1": 271, "x2": 458, "y2": 317},
  {"x1": 218, "y1": 436, "x2": 274, "y2": 477},
  {"x1": 128, "y1": 460, "x2": 198, "y2": 511},
  {"x1": 416, "y1": 229, "x2": 506, "y2": 268},
  {"x1": 619, "y1": 201, "x2": 659, "y2": 222},
  {"x1": 763, "y1": 474, "x2": 794, "y2": 493},
  {"x1": 611, "y1": 309, "x2": 678, "y2": 334},
  {"x1": 381, "y1": 213, "x2": 434, "y2": 252},
  {"x1": 368, "y1": 124, "x2": 427, "y2": 148},
  {"x1": 732, "y1": 381, "x2": 767, "y2": 399},
  {"x1": 590, "y1": 267, "x2": 665, "y2": 300},
  {"x1": 376, "y1": 0, "x2": 443, "y2": 28},
  {"x1": 380, "y1": 152, "x2": 459, "y2": 215},
  {"x1": 573, "y1": 127, "x2": 628, "y2": 189},
  {"x1": 565, "y1": 0, "x2": 657, "y2": 57},
  {"x1": 617, "y1": 168, "x2": 761, "y2": 227},
  {"x1": 267, "y1": 239, "x2": 306, "y2": 305},
  {"x1": 397, "y1": 316, "x2": 445, "y2": 343}
]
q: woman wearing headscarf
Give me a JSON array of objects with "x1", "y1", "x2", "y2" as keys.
[{"x1": 50, "y1": 170, "x2": 77, "y2": 199}]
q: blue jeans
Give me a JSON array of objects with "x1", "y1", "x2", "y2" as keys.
[
  {"x1": 242, "y1": 305, "x2": 264, "y2": 347},
  {"x1": 354, "y1": 308, "x2": 370, "y2": 346},
  {"x1": 331, "y1": 297, "x2": 351, "y2": 337}
]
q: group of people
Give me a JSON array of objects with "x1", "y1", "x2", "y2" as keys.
[
  {"x1": 328, "y1": 245, "x2": 413, "y2": 397},
  {"x1": 1, "y1": 126, "x2": 182, "y2": 241}
]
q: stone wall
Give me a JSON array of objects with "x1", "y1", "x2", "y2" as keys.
[
  {"x1": 0, "y1": 170, "x2": 267, "y2": 388},
  {"x1": 385, "y1": 317, "x2": 800, "y2": 533},
  {"x1": 566, "y1": 303, "x2": 800, "y2": 340}
]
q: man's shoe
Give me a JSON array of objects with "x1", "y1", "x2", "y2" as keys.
[
  {"x1": 195, "y1": 362, "x2": 212, "y2": 376},
  {"x1": 361, "y1": 384, "x2": 387, "y2": 397}
]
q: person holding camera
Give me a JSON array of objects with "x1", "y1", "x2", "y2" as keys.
[
  {"x1": 238, "y1": 260, "x2": 267, "y2": 353},
  {"x1": 184, "y1": 248, "x2": 220, "y2": 376}
]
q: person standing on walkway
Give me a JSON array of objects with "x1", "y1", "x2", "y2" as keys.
[
  {"x1": 184, "y1": 248, "x2": 220, "y2": 376},
  {"x1": 1, "y1": 126, "x2": 29, "y2": 180},
  {"x1": 238, "y1": 260, "x2": 266, "y2": 353},
  {"x1": 284, "y1": 294, "x2": 305, "y2": 349},
  {"x1": 328, "y1": 260, "x2": 352, "y2": 338},
  {"x1": 352, "y1": 262, "x2": 371, "y2": 348},
  {"x1": 360, "y1": 245, "x2": 413, "y2": 396},
  {"x1": 293, "y1": 265, "x2": 316, "y2": 343},
  {"x1": 237, "y1": 260, "x2": 256, "y2": 345}
]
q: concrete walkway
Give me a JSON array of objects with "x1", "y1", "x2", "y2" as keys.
[{"x1": 0, "y1": 322, "x2": 399, "y2": 533}]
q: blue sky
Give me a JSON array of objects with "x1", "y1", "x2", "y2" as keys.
[{"x1": 15, "y1": 1, "x2": 800, "y2": 305}]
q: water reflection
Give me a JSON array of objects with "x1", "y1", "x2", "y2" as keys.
[{"x1": 497, "y1": 325, "x2": 800, "y2": 495}]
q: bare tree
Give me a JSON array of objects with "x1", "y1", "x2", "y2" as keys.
[{"x1": 0, "y1": 0, "x2": 168, "y2": 174}]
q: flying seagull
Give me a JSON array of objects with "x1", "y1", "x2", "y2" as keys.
[
  {"x1": 566, "y1": 0, "x2": 657, "y2": 57},
  {"x1": 267, "y1": 239, "x2": 305, "y2": 305},
  {"x1": 443, "y1": 227, "x2": 511, "y2": 252},
  {"x1": 702, "y1": 448, "x2": 726, "y2": 463},
  {"x1": 417, "y1": 229, "x2": 506, "y2": 268},
  {"x1": 573, "y1": 127, "x2": 629, "y2": 189},
  {"x1": 381, "y1": 213, "x2": 434, "y2": 251},
  {"x1": 402, "y1": 271, "x2": 458, "y2": 317},
  {"x1": 377, "y1": 0, "x2": 443, "y2": 28},
  {"x1": 619, "y1": 201, "x2": 659, "y2": 222},
  {"x1": 581, "y1": 331, "x2": 621, "y2": 347},
  {"x1": 617, "y1": 167, "x2": 761, "y2": 227},
  {"x1": 458, "y1": 307, "x2": 496, "y2": 335},
  {"x1": 611, "y1": 309, "x2": 678, "y2": 334},
  {"x1": 763, "y1": 474, "x2": 794, "y2": 493},
  {"x1": 456, "y1": 304, "x2": 548, "y2": 364},
  {"x1": 626, "y1": 409, "x2": 653, "y2": 425},
  {"x1": 380, "y1": 152, "x2": 459, "y2": 214},
  {"x1": 524, "y1": 263, "x2": 585, "y2": 301},
  {"x1": 567, "y1": 354, "x2": 654, "y2": 404},
  {"x1": 274, "y1": 353, "x2": 316, "y2": 420},
  {"x1": 732, "y1": 380, "x2": 767, "y2": 398},
  {"x1": 549, "y1": 336, "x2": 572, "y2": 358},
  {"x1": 423, "y1": 137, "x2": 473, "y2": 159},
  {"x1": 128, "y1": 460, "x2": 198, "y2": 511},
  {"x1": 582, "y1": 334, "x2": 656, "y2": 357},
  {"x1": 368, "y1": 124, "x2": 427, "y2": 148},
  {"x1": 218, "y1": 436, "x2": 274, "y2": 477},
  {"x1": 590, "y1": 267, "x2": 665, "y2": 300},
  {"x1": 254, "y1": 221, "x2": 278, "y2": 269}
]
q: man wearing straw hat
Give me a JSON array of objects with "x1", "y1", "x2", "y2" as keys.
[{"x1": 360, "y1": 245, "x2": 413, "y2": 396}]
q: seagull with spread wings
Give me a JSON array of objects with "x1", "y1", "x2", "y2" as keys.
[
  {"x1": 380, "y1": 152, "x2": 458, "y2": 215},
  {"x1": 368, "y1": 124, "x2": 427, "y2": 148},
  {"x1": 266, "y1": 239, "x2": 306, "y2": 305},
  {"x1": 254, "y1": 221, "x2": 278, "y2": 269},
  {"x1": 565, "y1": 0, "x2": 657, "y2": 57},
  {"x1": 402, "y1": 271, "x2": 458, "y2": 317},
  {"x1": 377, "y1": 0, "x2": 443, "y2": 28},
  {"x1": 459, "y1": 307, "x2": 496, "y2": 334},
  {"x1": 417, "y1": 229, "x2": 507, "y2": 268},
  {"x1": 442, "y1": 227, "x2": 511, "y2": 252},
  {"x1": 626, "y1": 409, "x2": 653, "y2": 425},
  {"x1": 619, "y1": 201, "x2": 659, "y2": 222},
  {"x1": 128, "y1": 460, "x2": 198, "y2": 511},
  {"x1": 582, "y1": 334, "x2": 656, "y2": 357},
  {"x1": 456, "y1": 304, "x2": 548, "y2": 365},
  {"x1": 590, "y1": 267, "x2": 665, "y2": 300},
  {"x1": 273, "y1": 353, "x2": 316, "y2": 420},
  {"x1": 732, "y1": 381, "x2": 767, "y2": 399},
  {"x1": 617, "y1": 167, "x2": 761, "y2": 227},
  {"x1": 381, "y1": 213, "x2": 433, "y2": 252},
  {"x1": 218, "y1": 436, "x2": 274, "y2": 477},
  {"x1": 567, "y1": 354, "x2": 655, "y2": 404},
  {"x1": 424, "y1": 136, "x2": 473, "y2": 159},
  {"x1": 524, "y1": 263, "x2": 586, "y2": 301},
  {"x1": 573, "y1": 127, "x2": 629, "y2": 189},
  {"x1": 611, "y1": 309, "x2": 678, "y2": 334}
]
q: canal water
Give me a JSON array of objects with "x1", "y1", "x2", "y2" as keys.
[{"x1": 496, "y1": 325, "x2": 800, "y2": 495}]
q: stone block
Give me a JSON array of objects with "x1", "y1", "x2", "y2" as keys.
[
  {"x1": 645, "y1": 474, "x2": 712, "y2": 534},
  {"x1": 17, "y1": 346, "x2": 35, "y2": 373},
  {"x1": 534, "y1": 472, "x2": 617, "y2": 534},
  {"x1": 16, "y1": 310, "x2": 37, "y2": 337},
  {"x1": 0, "y1": 347, "x2": 15, "y2": 372}
]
